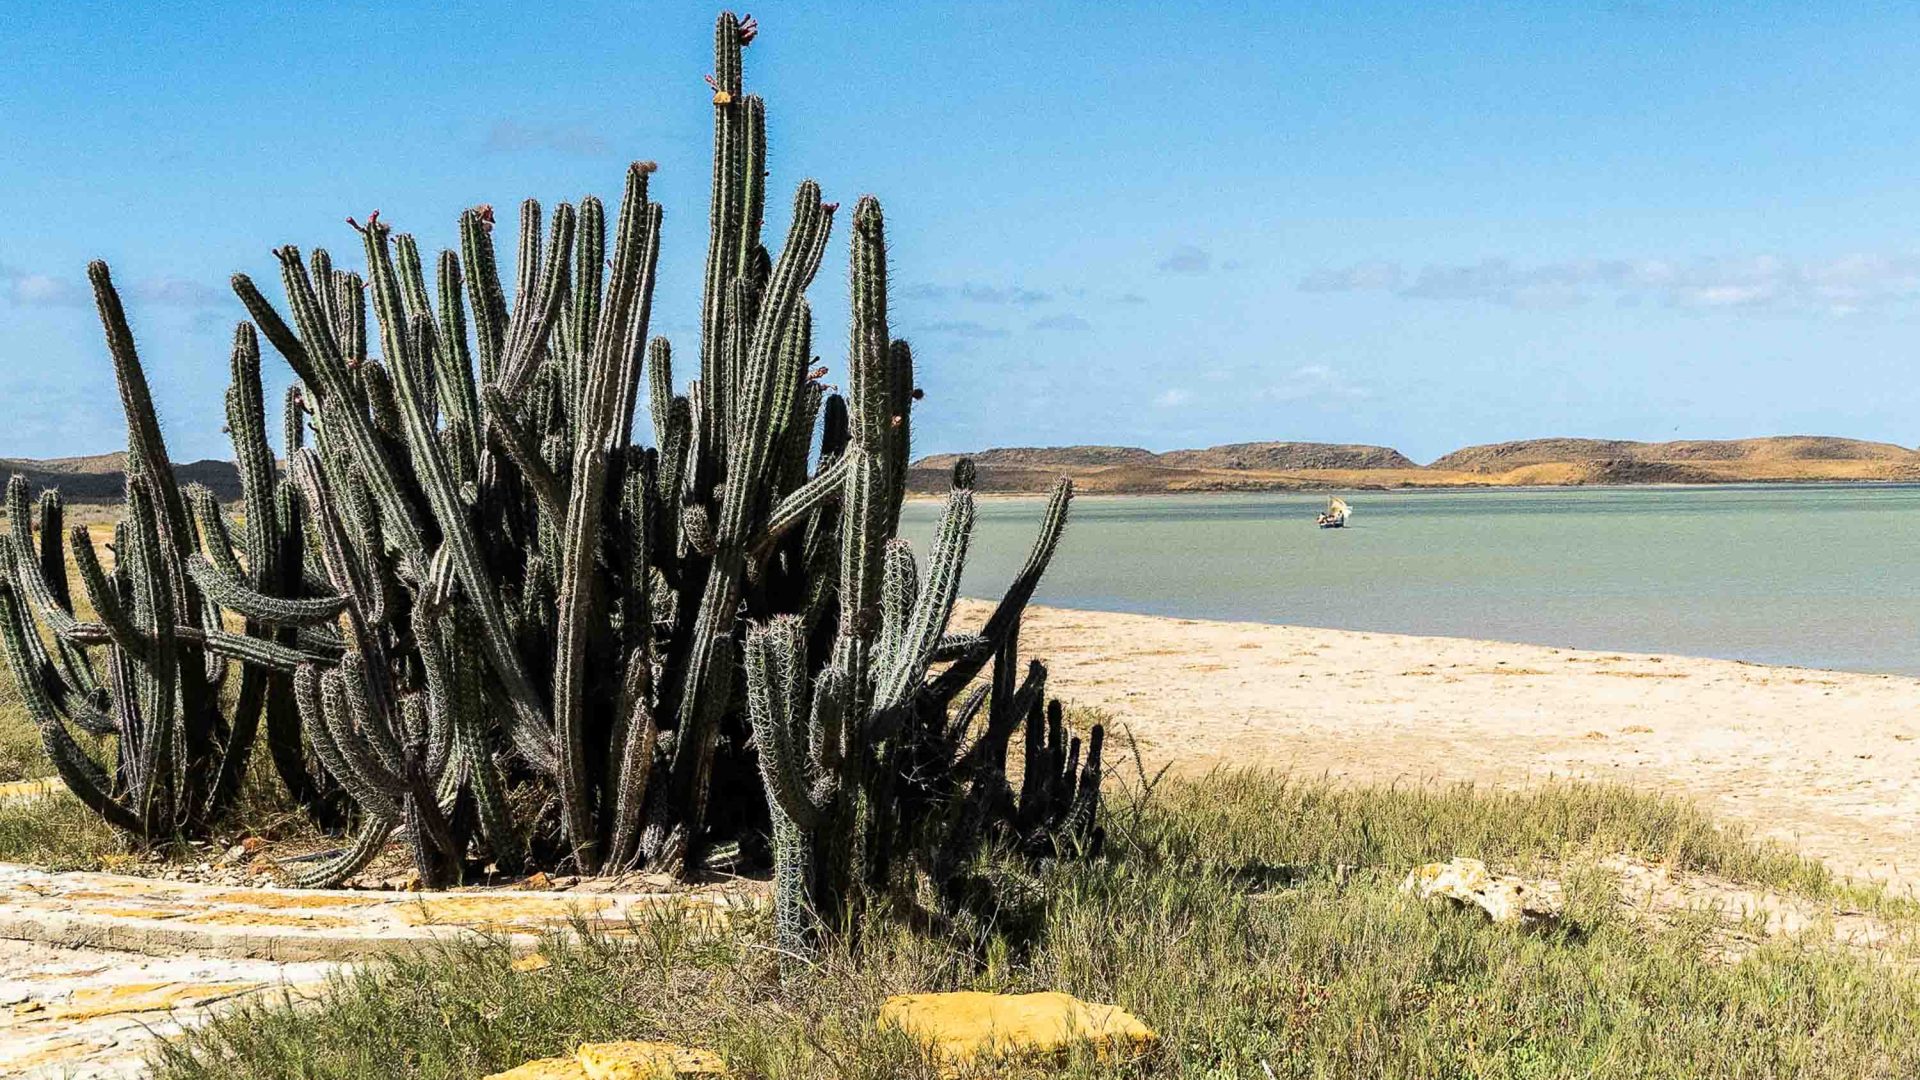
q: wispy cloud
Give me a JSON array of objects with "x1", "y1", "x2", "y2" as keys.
[
  {"x1": 481, "y1": 119, "x2": 610, "y2": 157},
  {"x1": 899, "y1": 282, "x2": 1053, "y2": 306},
  {"x1": 1299, "y1": 254, "x2": 1920, "y2": 315},
  {"x1": 1115, "y1": 292, "x2": 1148, "y2": 305},
  {"x1": 916, "y1": 320, "x2": 1009, "y2": 339},
  {"x1": 0, "y1": 265, "x2": 87, "y2": 307},
  {"x1": 1156, "y1": 245, "x2": 1212, "y2": 274},
  {"x1": 1, "y1": 266, "x2": 231, "y2": 311},
  {"x1": 1263, "y1": 364, "x2": 1370, "y2": 403},
  {"x1": 1153, "y1": 387, "x2": 1191, "y2": 407},
  {"x1": 1029, "y1": 312, "x2": 1091, "y2": 332}
]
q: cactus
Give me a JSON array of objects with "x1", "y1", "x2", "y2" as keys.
[
  {"x1": 0, "y1": 267, "x2": 336, "y2": 838},
  {"x1": 0, "y1": 11, "x2": 1099, "y2": 942}
]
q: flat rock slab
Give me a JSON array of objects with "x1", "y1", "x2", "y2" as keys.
[
  {"x1": 0, "y1": 936, "x2": 337, "y2": 1078},
  {"x1": 0, "y1": 863, "x2": 745, "y2": 961},
  {"x1": 0, "y1": 862, "x2": 751, "y2": 1077}
]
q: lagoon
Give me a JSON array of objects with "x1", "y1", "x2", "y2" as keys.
[{"x1": 901, "y1": 484, "x2": 1920, "y2": 675}]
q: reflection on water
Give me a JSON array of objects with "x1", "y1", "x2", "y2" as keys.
[{"x1": 900, "y1": 484, "x2": 1920, "y2": 675}]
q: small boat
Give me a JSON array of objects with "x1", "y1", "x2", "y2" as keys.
[{"x1": 1316, "y1": 497, "x2": 1351, "y2": 529}]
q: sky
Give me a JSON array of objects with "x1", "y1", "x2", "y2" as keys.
[{"x1": 4, "y1": 2, "x2": 1920, "y2": 465}]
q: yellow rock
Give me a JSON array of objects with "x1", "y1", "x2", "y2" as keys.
[
  {"x1": 511, "y1": 953, "x2": 552, "y2": 973},
  {"x1": 879, "y1": 991, "x2": 1157, "y2": 1068},
  {"x1": 0, "y1": 777, "x2": 59, "y2": 801},
  {"x1": 481, "y1": 1043, "x2": 726, "y2": 1080},
  {"x1": 47, "y1": 981, "x2": 263, "y2": 1021},
  {"x1": 482, "y1": 1058, "x2": 588, "y2": 1080},
  {"x1": 576, "y1": 1040, "x2": 728, "y2": 1078}
]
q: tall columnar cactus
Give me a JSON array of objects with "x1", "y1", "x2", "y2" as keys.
[{"x1": 0, "y1": 11, "x2": 1099, "y2": 941}]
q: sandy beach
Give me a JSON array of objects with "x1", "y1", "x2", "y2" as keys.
[{"x1": 966, "y1": 600, "x2": 1920, "y2": 890}]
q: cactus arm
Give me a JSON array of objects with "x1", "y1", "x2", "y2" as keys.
[
  {"x1": 185, "y1": 555, "x2": 346, "y2": 625},
  {"x1": 67, "y1": 526, "x2": 149, "y2": 657},
  {"x1": 933, "y1": 634, "x2": 989, "y2": 663},
  {"x1": 4, "y1": 493, "x2": 111, "y2": 646},
  {"x1": 434, "y1": 250, "x2": 485, "y2": 476},
  {"x1": 460, "y1": 207, "x2": 511, "y2": 386},
  {"x1": 604, "y1": 650, "x2": 658, "y2": 873},
  {"x1": 292, "y1": 664, "x2": 399, "y2": 819},
  {"x1": 750, "y1": 453, "x2": 849, "y2": 558},
  {"x1": 496, "y1": 202, "x2": 578, "y2": 397},
  {"x1": 876, "y1": 479, "x2": 975, "y2": 713},
  {"x1": 745, "y1": 617, "x2": 826, "y2": 828},
  {"x1": 42, "y1": 524, "x2": 101, "y2": 690},
  {"x1": 550, "y1": 167, "x2": 661, "y2": 871},
  {"x1": 0, "y1": 584, "x2": 145, "y2": 833},
  {"x1": 927, "y1": 477, "x2": 1072, "y2": 705},
  {"x1": 481, "y1": 386, "x2": 567, "y2": 519},
  {"x1": 173, "y1": 626, "x2": 325, "y2": 673},
  {"x1": 874, "y1": 539, "x2": 917, "y2": 684},
  {"x1": 292, "y1": 811, "x2": 398, "y2": 889},
  {"x1": 120, "y1": 483, "x2": 179, "y2": 833},
  {"x1": 91, "y1": 263, "x2": 195, "y2": 597}
]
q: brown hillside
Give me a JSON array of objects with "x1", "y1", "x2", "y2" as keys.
[
  {"x1": 909, "y1": 434, "x2": 1920, "y2": 495},
  {"x1": 1160, "y1": 441, "x2": 1416, "y2": 471},
  {"x1": 1431, "y1": 436, "x2": 1920, "y2": 474},
  {"x1": 0, "y1": 454, "x2": 243, "y2": 503},
  {"x1": 913, "y1": 446, "x2": 1159, "y2": 470}
]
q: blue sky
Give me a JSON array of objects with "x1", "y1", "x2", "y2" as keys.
[{"x1": 5, "y1": 2, "x2": 1920, "y2": 464}]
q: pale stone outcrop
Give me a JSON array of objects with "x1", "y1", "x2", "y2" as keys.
[{"x1": 879, "y1": 990, "x2": 1156, "y2": 1069}]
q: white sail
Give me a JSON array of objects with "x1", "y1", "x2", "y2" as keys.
[{"x1": 1329, "y1": 498, "x2": 1351, "y2": 521}]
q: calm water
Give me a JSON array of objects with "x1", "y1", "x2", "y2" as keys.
[{"x1": 899, "y1": 484, "x2": 1920, "y2": 675}]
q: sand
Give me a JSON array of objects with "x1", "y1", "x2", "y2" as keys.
[{"x1": 960, "y1": 600, "x2": 1920, "y2": 890}]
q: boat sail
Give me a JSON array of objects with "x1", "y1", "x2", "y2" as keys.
[{"x1": 1316, "y1": 497, "x2": 1351, "y2": 529}]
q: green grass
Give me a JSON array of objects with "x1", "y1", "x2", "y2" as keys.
[{"x1": 145, "y1": 770, "x2": 1920, "y2": 1080}]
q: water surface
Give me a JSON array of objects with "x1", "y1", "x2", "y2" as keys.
[{"x1": 900, "y1": 484, "x2": 1920, "y2": 675}]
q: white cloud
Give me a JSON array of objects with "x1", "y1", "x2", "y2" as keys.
[
  {"x1": 1262, "y1": 364, "x2": 1370, "y2": 404},
  {"x1": 1154, "y1": 388, "x2": 1192, "y2": 407},
  {"x1": 1298, "y1": 253, "x2": 1920, "y2": 316},
  {"x1": 1, "y1": 265, "x2": 232, "y2": 311},
  {"x1": 1029, "y1": 312, "x2": 1091, "y2": 332},
  {"x1": 1156, "y1": 245, "x2": 1212, "y2": 274}
]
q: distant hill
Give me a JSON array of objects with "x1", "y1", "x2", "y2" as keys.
[
  {"x1": 10, "y1": 435, "x2": 1917, "y2": 505},
  {"x1": 1430, "y1": 437, "x2": 1920, "y2": 485},
  {"x1": 910, "y1": 436, "x2": 1920, "y2": 494},
  {"x1": 1160, "y1": 442, "x2": 1417, "y2": 471},
  {"x1": 0, "y1": 452, "x2": 243, "y2": 503}
]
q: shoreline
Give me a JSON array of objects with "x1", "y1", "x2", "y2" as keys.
[
  {"x1": 909, "y1": 477, "x2": 1920, "y2": 500},
  {"x1": 968, "y1": 599, "x2": 1920, "y2": 889}
]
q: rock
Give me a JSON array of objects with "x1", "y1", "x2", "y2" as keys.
[
  {"x1": 576, "y1": 1040, "x2": 728, "y2": 1078},
  {"x1": 482, "y1": 1042, "x2": 727, "y2": 1080},
  {"x1": 1402, "y1": 857, "x2": 1558, "y2": 928},
  {"x1": 482, "y1": 1059, "x2": 588, "y2": 1080},
  {"x1": 515, "y1": 872, "x2": 554, "y2": 891},
  {"x1": 510, "y1": 953, "x2": 552, "y2": 973},
  {"x1": 879, "y1": 991, "x2": 1156, "y2": 1069}
]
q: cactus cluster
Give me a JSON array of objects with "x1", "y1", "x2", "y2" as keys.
[{"x1": 0, "y1": 11, "x2": 1100, "y2": 947}]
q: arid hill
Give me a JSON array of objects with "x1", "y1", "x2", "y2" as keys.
[
  {"x1": 1, "y1": 452, "x2": 243, "y2": 503},
  {"x1": 910, "y1": 436, "x2": 1920, "y2": 494},
  {"x1": 9, "y1": 436, "x2": 1916, "y2": 503}
]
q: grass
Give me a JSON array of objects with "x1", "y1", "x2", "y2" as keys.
[
  {"x1": 141, "y1": 768, "x2": 1920, "y2": 1080},
  {"x1": 1, "y1": 510, "x2": 1915, "y2": 1074}
]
